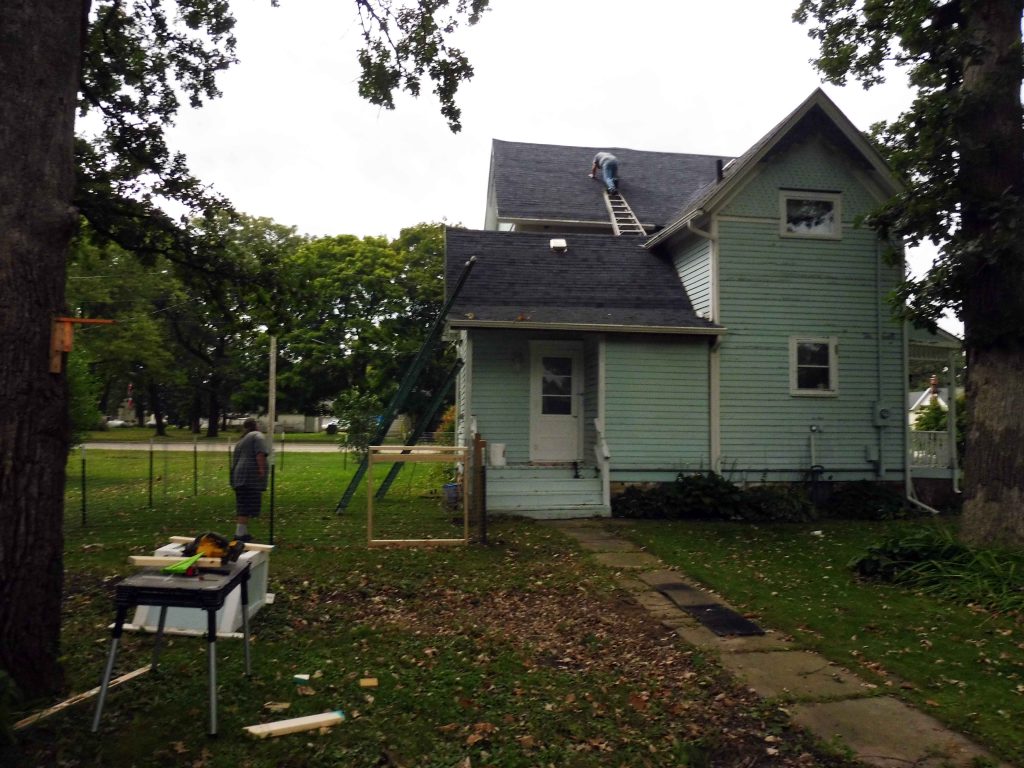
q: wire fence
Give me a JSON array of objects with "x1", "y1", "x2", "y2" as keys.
[{"x1": 62, "y1": 438, "x2": 470, "y2": 549}]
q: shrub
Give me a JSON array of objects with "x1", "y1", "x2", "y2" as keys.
[
  {"x1": 742, "y1": 484, "x2": 818, "y2": 523},
  {"x1": 612, "y1": 473, "x2": 817, "y2": 523},
  {"x1": 849, "y1": 527, "x2": 1024, "y2": 614},
  {"x1": 823, "y1": 481, "x2": 910, "y2": 520}
]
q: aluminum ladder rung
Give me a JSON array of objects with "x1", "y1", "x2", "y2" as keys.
[{"x1": 604, "y1": 190, "x2": 647, "y2": 237}]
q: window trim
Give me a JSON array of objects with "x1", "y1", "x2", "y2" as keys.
[
  {"x1": 789, "y1": 336, "x2": 839, "y2": 397},
  {"x1": 779, "y1": 191, "x2": 842, "y2": 240}
]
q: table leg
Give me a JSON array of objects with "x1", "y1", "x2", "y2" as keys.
[
  {"x1": 241, "y1": 576, "x2": 251, "y2": 676},
  {"x1": 151, "y1": 606, "x2": 168, "y2": 671},
  {"x1": 206, "y1": 608, "x2": 217, "y2": 736},
  {"x1": 91, "y1": 604, "x2": 128, "y2": 732}
]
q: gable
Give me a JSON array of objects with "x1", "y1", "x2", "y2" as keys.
[{"x1": 720, "y1": 135, "x2": 884, "y2": 222}]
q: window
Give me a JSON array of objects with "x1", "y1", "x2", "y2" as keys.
[
  {"x1": 540, "y1": 356, "x2": 573, "y2": 415},
  {"x1": 789, "y1": 337, "x2": 838, "y2": 396},
  {"x1": 780, "y1": 192, "x2": 841, "y2": 239}
]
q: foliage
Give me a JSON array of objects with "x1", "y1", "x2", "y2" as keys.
[
  {"x1": 66, "y1": 350, "x2": 103, "y2": 446},
  {"x1": 356, "y1": 0, "x2": 491, "y2": 132},
  {"x1": 618, "y1": 517, "x2": 1024, "y2": 763},
  {"x1": 612, "y1": 473, "x2": 817, "y2": 523},
  {"x1": 822, "y1": 481, "x2": 910, "y2": 521},
  {"x1": 913, "y1": 393, "x2": 968, "y2": 457},
  {"x1": 849, "y1": 526, "x2": 1024, "y2": 615},
  {"x1": 333, "y1": 388, "x2": 383, "y2": 456},
  {"x1": 277, "y1": 223, "x2": 452, "y2": 423},
  {"x1": 742, "y1": 483, "x2": 817, "y2": 523}
]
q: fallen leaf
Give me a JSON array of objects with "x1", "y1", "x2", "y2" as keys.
[
  {"x1": 518, "y1": 735, "x2": 536, "y2": 749},
  {"x1": 466, "y1": 732, "x2": 484, "y2": 746},
  {"x1": 171, "y1": 741, "x2": 188, "y2": 754},
  {"x1": 263, "y1": 701, "x2": 291, "y2": 713},
  {"x1": 296, "y1": 685, "x2": 316, "y2": 696},
  {"x1": 628, "y1": 692, "x2": 649, "y2": 712}
]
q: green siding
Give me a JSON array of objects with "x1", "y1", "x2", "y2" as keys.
[
  {"x1": 672, "y1": 238, "x2": 712, "y2": 319},
  {"x1": 714, "y1": 209, "x2": 905, "y2": 481},
  {"x1": 604, "y1": 337, "x2": 710, "y2": 473},
  {"x1": 468, "y1": 330, "x2": 532, "y2": 463},
  {"x1": 721, "y1": 137, "x2": 879, "y2": 221}
]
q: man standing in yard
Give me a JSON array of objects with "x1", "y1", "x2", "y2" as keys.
[{"x1": 231, "y1": 418, "x2": 268, "y2": 542}]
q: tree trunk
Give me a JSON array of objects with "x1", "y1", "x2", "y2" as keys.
[
  {"x1": 0, "y1": 1, "x2": 87, "y2": 696},
  {"x1": 957, "y1": 0, "x2": 1024, "y2": 548},
  {"x1": 206, "y1": 386, "x2": 220, "y2": 438}
]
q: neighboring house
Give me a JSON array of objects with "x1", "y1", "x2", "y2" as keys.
[{"x1": 445, "y1": 89, "x2": 960, "y2": 518}]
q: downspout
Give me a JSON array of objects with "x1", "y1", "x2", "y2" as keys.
[
  {"x1": 903, "y1": 318, "x2": 941, "y2": 515},
  {"x1": 875, "y1": 240, "x2": 886, "y2": 479},
  {"x1": 686, "y1": 212, "x2": 721, "y2": 473}
]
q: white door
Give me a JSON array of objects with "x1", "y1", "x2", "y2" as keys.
[{"x1": 530, "y1": 342, "x2": 582, "y2": 462}]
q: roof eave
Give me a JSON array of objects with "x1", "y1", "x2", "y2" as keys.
[{"x1": 447, "y1": 319, "x2": 725, "y2": 336}]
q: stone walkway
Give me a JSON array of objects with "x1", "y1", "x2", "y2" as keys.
[{"x1": 545, "y1": 519, "x2": 1005, "y2": 768}]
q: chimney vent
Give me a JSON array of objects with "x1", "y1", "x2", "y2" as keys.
[{"x1": 549, "y1": 238, "x2": 568, "y2": 253}]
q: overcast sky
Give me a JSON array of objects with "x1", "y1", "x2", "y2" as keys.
[{"x1": 166, "y1": 0, "x2": 960, "y2": 333}]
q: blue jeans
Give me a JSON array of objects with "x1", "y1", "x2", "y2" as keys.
[{"x1": 601, "y1": 158, "x2": 618, "y2": 192}]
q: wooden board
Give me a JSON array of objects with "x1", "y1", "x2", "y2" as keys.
[
  {"x1": 13, "y1": 666, "x2": 151, "y2": 730},
  {"x1": 244, "y1": 710, "x2": 345, "y2": 739},
  {"x1": 128, "y1": 555, "x2": 222, "y2": 568},
  {"x1": 168, "y1": 536, "x2": 274, "y2": 552}
]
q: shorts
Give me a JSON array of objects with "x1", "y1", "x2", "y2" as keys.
[{"x1": 234, "y1": 487, "x2": 263, "y2": 519}]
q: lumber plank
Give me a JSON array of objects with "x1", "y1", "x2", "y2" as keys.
[
  {"x1": 13, "y1": 665, "x2": 151, "y2": 730},
  {"x1": 128, "y1": 555, "x2": 222, "y2": 568},
  {"x1": 244, "y1": 710, "x2": 345, "y2": 739},
  {"x1": 167, "y1": 536, "x2": 274, "y2": 552}
]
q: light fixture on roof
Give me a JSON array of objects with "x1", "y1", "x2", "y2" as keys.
[{"x1": 549, "y1": 238, "x2": 568, "y2": 253}]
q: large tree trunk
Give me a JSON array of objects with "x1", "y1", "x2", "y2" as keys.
[
  {"x1": 0, "y1": 1, "x2": 87, "y2": 696},
  {"x1": 957, "y1": 0, "x2": 1024, "y2": 548}
]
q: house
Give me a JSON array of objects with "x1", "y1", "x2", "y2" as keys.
[{"x1": 445, "y1": 89, "x2": 960, "y2": 518}]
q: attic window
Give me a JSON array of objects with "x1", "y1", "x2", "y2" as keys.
[{"x1": 780, "y1": 191, "x2": 841, "y2": 239}]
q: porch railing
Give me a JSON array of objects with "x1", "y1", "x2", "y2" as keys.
[{"x1": 910, "y1": 430, "x2": 952, "y2": 468}]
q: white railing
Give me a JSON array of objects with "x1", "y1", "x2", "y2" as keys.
[{"x1": 910, "y1": 430, "x2": 952, "y2": 468}]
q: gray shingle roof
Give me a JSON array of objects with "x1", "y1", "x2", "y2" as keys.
[
  {"x1": 491, "y1": 140, "x2": 731, "y2": 231},
  {"x1": 445, "y1": 229, "x2": 720, "y2": 332}
]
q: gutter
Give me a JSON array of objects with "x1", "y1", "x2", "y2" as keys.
[
  {"x1": 646, "y1": 209, "x2": 707, "y2": 249},
  {"x1": 447, "y1": 320, "x2": 725, "y2": 336}
]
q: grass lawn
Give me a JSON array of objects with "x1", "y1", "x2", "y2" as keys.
[
  {"x1": 612, "y1": 518, "x2": 1024, "y2": 765},
  {"x1": 7, "y1": 451, "x2": 859, "y2": 768}
]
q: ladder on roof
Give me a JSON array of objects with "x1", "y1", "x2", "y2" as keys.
[{"x1": 605, "y1": 190, "x2": 647, "y2": 237}]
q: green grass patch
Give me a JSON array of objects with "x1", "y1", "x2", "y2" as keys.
[
  {"x1": 8, "y1": 452, "x2": 859, "y2": 768},
  {"x1": 613, "y1": 518, "x2": 1024, "y2": 765}
]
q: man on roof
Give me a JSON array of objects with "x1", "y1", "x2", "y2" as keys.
[{"x1": 589, "y1": 151, "x2": 619, "y2": 195}]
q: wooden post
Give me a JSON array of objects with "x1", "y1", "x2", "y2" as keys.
[{"x1": 472, "y1": 434, "x2": 486, "y2": 542}]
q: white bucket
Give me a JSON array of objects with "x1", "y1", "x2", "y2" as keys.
[{"x1": 489, "y1": 443, "x2": 507, "y2": 467}]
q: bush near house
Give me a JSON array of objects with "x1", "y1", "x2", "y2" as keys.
[
  {"x1": 612, "y1": 472, "x2": 817, "y2": 523},
  {"x1": 612, "y1": 474, "x2": 919, "y2": 523}
]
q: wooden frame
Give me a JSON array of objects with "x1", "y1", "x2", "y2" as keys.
[{"x1": 366, "y1": 445, "x2": 468, "y2": 547}]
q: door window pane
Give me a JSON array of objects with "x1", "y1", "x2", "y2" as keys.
[{"x1": 541, "y1": 356, "x2": 572, "y2": 414}]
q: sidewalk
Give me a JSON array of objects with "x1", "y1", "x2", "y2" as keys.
[{"x1": 544, "y1": 519, "x2": 1006, "y2": 768}]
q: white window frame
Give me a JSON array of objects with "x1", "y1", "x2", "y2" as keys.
[
  {"x1": 779, "y1": 191, "x2": 842, "y2": 240},
  {"x1": 789, "y1": 336, "x2": 839, "y2": 397}
]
